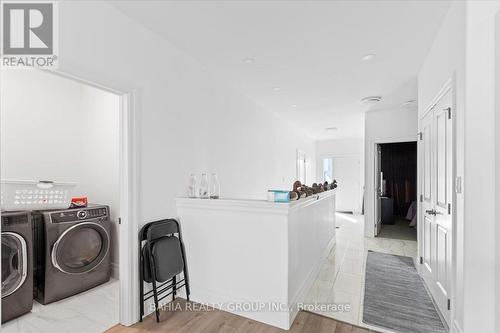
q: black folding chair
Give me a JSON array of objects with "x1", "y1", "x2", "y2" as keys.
[{"x1": 139, "y1": 219, "x2": 191, "y2": 322}]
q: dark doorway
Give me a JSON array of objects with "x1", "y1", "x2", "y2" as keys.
[{"x1": 378, "y1": 142, "x2": 417, "y2": 240}]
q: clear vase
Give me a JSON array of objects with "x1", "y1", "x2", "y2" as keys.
[
  {"x1": 188, "y1": 174, "x2": 198, "y2": 198},
  {"x1": 209, "y1": 173, "x2": 220, "y2": 199},
  {"x1": 199, "y1": 173, "x2": 209, "y2": 199}
]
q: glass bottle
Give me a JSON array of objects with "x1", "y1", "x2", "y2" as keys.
[
  {"x1": 209, "y1": 173, "x2": 220, "y2": 199},
  {"x1": 199, "y1": 173, "x2": 209, "y2": 199},
  {"x1": 188, "y1": 174, "x2": 198, "y2": 198}
]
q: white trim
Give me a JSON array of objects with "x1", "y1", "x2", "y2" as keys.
[
  {"x1": 296, "y1": 149, "x2": 307, "y2": 184},
  {"x1": 25, "y1": 69, "x2": 141, "y2": 326},
  {"x1": 118, "y1": 90, "x2": 141, "y2": 326},
  {"x1": 175, "y1": 190, "x2": 336, "y2": 215}
]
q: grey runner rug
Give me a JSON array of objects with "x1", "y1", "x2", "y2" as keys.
[{"x1": 362, "y1": 251, "x2": 446, "y2": 333}]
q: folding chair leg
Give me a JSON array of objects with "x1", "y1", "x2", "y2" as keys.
[
  {"x1": 184, "y1": 272, "x2": 191, "y2": 301},
  {"x1": 172, "y1": 275, "x2": 177, "y2": 301},
  {"x1": 150, "y1": 258, "x2": 160, "y2": 322},
  {"x1": 179, "y1": 240, "x2": 191, "y2": 302},
  {"x1": 139, "y1": 251, "x2": 144, "y2": 322}
]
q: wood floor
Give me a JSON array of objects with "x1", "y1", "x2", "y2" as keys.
[{"x1": 106, "y1": 300, "x2": 379, "y2": 333}]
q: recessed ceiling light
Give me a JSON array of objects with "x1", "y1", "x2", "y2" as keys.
[
  {"x1": 359, "y1": 96, "x2": 382, "y2": 105},
  {"x1": 325, "y1": 127, "x2": 338, "y2": 131},
  {"x1": 362, "y1": 54, "x2": 376, "y2": 61},
  {"x1": 243, "y1": 57, "x2": 255, "y2": 64},
  {"x1": 290, "y1": 104, "x2": 297, "y2": 108},
  {"x1": 273, "y1": 87, "x2": 281, "y2": 92}
]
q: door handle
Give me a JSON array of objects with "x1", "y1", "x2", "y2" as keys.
[{"x1": 425, "y1": 209, "x2": 437, "y2": 216}]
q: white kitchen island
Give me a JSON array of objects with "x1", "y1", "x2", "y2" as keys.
[{"x1": 175, "y1": 190, "x2": 336, "y2": 329}]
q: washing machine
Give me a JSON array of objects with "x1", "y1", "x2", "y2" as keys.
[
  {"x1": 32, "y1": 205, "x2": 111, "y2": 305},
  {"x1": 1, "y1": 211, "x2": 33, "y2": 323}
]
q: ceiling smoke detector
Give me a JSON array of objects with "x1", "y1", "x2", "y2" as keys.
[
  {"x1": 325, "y1": 127, "x2": 338, "y2": 131},
  {"x1": 359, "y1": 96, "x2": 382, "y2": 106}
]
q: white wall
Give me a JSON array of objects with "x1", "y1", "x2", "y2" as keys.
[
  {"x1": 462, "y1": 2, "x2": 500, "y2": 333},
  {"x1": 418, "y1": 2, "x2": 500, "y2": 332},
  {"x1": 418, "y1": 4, "x2": 466, "y2": 331},
  {"x1": 316, "y1": 138, "x2": 364, "y2": 213},
  {"x1": 1, "y1": 70, "x2": 83, "y2": 182},
  {"x1": 1, "y1": 69, "x2": 121, "y2": 276},
  {"x1": 78, "y1": 84, "x2": 120, "y2": 275},
  {"x1": 2, "y1": 2, "x2": 316, "y2": 323},
  {"x1": 316, "y1": 138, "x2": 364, "y2": 158},
  {"x1": 364, "y1": 107, "x2": 418, "y2": 237},
  {"x1": 54, "y1": 1, "x2": 315, "y2": 224}
]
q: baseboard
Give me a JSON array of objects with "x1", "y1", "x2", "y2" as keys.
[{"x1": 187, "y1": 288, "x2": 290, "y2": 330}]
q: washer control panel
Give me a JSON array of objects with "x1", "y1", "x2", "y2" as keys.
[{"x1": 50, "y1": 207, "x2": 108, "y2": 223}]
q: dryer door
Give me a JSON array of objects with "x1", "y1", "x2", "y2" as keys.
[
  {"x1": 51, "y1": 222, "x2": 110, "y2": 275},
  {"x1": 2, "y1": 232, "x2": 28, "y2": 298}
]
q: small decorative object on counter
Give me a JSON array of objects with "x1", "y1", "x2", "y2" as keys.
[
  {"x1": 268, "y1": 190, "x2": 290, "y2": 203},
  {"x1": 291, "y1": 180, "x2": 337, "y2": 199},
  {"x1": 293, "y1": 180, "x2": 302, "y2": 191},
  {"x1": 188, "y1": 174, "x2": 198, "y2": 198},
  {"x1": 209, "y1": 173, "x2": 220, "y2": 199},
  {"x1": 305, "y1": 186, "x2": 314, "y2": 196},
  {"x1": 70, "y1": 196, "x2": 88, "y2": 208},
  {"x1": 199, "y1": 173, "x2": 209, "y2": 199}
]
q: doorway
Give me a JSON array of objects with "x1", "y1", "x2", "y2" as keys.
[
  {"x1": 322, "y1": 156, "x2": 361, "y2": 213},
  {"x1": 0, "y1": 69, "x2": 134, "y2": 332},
  {"x1": 374, "y1": 142, "x2": 418, "y2": 241}
]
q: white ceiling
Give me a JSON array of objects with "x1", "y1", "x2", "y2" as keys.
[{"x1": 111, "y1": 1, "x2": 451, "y2": 140}]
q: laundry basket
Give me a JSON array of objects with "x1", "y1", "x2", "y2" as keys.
[{"x1": 1, "y1": 180, "x2": 77, "y2": 211}]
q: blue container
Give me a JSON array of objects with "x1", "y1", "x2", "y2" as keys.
[{"x1": 267, "y1": 190, "x2": 290, "y2": 203}]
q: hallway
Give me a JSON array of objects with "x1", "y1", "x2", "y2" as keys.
[{"x1": 305, "y1": 213, "x2": 418, "y2": 331}]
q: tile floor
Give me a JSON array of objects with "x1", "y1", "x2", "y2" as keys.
[
  {"x1": 305, "y1": 213, "x2": 418, "y2": 333},
  {"x1": 2, "y1": 279, "x2": 119, "y2": 333}
]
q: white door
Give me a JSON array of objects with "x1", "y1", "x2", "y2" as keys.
[
  {"x1": 374, "y1": 146, "x2": 382, "y2": 236},
  {"x1": 297, "y1": 150, "x2": 307, "y2": 184},
  {"x1": 331, "y1": 157, "x2": 360, "y2": 213},
  {"x1": 419, "y1": 88, "x2": 453, "y2": 325}
]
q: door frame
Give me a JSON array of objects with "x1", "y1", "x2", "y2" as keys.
[
  {"x1": 417, "y1": 77, "x2": 456, "y2": 327},
  {"x1": 28, "y1": 69, "x2": 141, "y2": 326},
  {"x1": 369, "y1": 136, "x2": 417, "y2": 237},
  {"x1": 296, "y1": 149, "x2": 307, "y2": 184}
]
